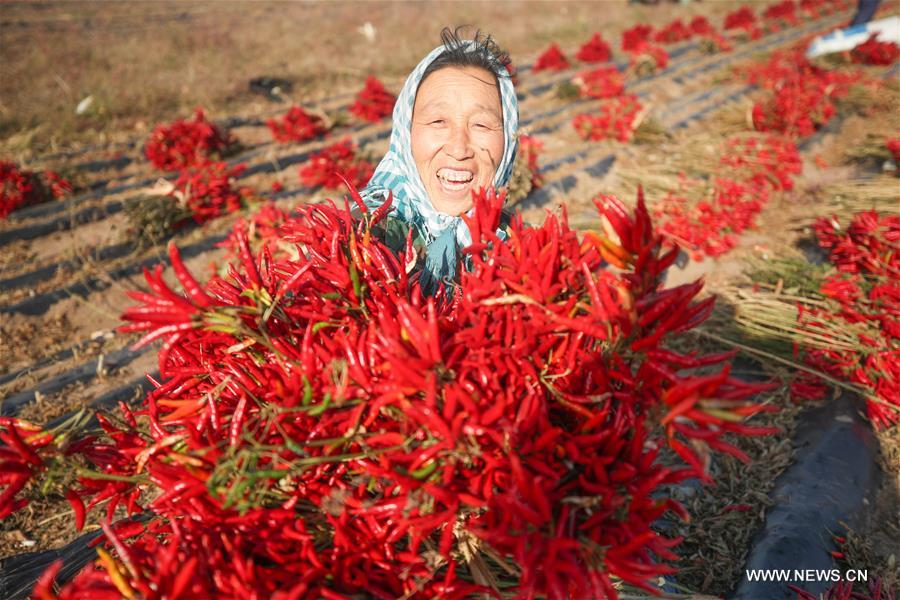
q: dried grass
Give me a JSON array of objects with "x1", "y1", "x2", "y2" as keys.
[
  {"x1": 838, "y1": 424, "x2": 900, "y2": 592},
  {"x1": 632, "y1": 116, "x2": 671, "y2": 145},
  {"x1": 842, "y1": 132, "x2": 899, "y2": 171},
  {"x1": 707, "y1": 99, "x2": 756, "y2": 137},
  {"x1": 837, "y1": 80, "x2": 900, "y2": 122},
  {"x1": 670, "y1": 385, "x2": 800, "y2": 596},
  {"x1": 123, "y1": 194, "x2": 193, "y2": 248},
  {"x1": 816, "y1": 177, "x2": 900, "y2": 224}
]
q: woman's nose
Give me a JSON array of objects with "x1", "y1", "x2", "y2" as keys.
[{"x1": 443, "y1": 126, "x2": 474, "y2": 161}]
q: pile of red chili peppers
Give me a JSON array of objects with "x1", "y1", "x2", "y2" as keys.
[
  {"x1": 792, "y1": 210, "x2": 900, "y2": 428},
  {"x1": 746, "y1": 47, "x2": 861, "y2": 138},
  {"x1": 168, "y1": 161, "x2": 257, "y2": 225},
  {"x1": 653, "y1": 19, "x2": 692, "y2": 44},
  {"x1": 349, "y1": 76, "x2": 397, "y2": 123},
  {"x1": 762, "y1": 0, "x2": 802, "y2": 28},
  {"x1": 652, "y1": 35, "x2": 875, "y2": 259},
  {"x1": 723, "y1": 6, "x2": 763, "y2": 40},
  {"x1": 298, "y1": 138, "x2": 375, "y2": 190},
  {"x1": 621, "y1": 25, "x2": 653, "y2": 52},
  {"x1": 851, "y1": 34, "x2": 900, "y2": 66},
  {"x1": 267, "y1": 106, "x2": 329, "y2": 143},
  {"x1": 2, "y1": 185, "x2": 777, "y2": 598},
  {"x1": 533, "y1": 43, "x2": 571, "y2": 72},
  {"x1": 627, "y1": 41, "x2": 670, "y2": 74},
  {"x1": 653, "y1": 135, "x2": 802, "y2": 259},
  {"x1": 572, "y1": 94, "x2": 644, "y2": 142},
  {"x1": 646, "y1": 15, "x2": 731, "y2": 49},
  {"x1": 573, "y1": 66, "x2": 626, "y2": 100},
  {"x1": 618, "y1": 24, "x2": 668, "y2": 73},
  {"x1": 575, "y1": 33, "x2": 612, "y2": 64},
  {"x1": 887, "y1": 138, "x2": 900, "y2": 164},
  {"x1": 798, "y1": 0, "x2": 843, "y2": 18},
  {"x1": 144, "y1": 108, "x2": 238, "y2": 172},
  {"x1": 518, "y1": 133, "x2": 545, "y2": 190},
  {"x1": 0, "y1": 160, "x2": 72, "y2": 219}
]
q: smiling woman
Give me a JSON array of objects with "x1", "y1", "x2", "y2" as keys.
[
  {"x1": 412, "y1": 66, "x2": 505, "y2": 216},
  {"x1": 360, "y1": 27, "x2": 519, "y2": 293}
]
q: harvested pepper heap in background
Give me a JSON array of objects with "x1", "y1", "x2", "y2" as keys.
[
  {"x1": 266, "y1": 106, "x2": 329, "y2": 144},
  {"x1": 143, "y1": 108, "x2": 240, "y2": 172},
  {"x1": 799, "y1": 211, "x2": 900, "y2": 428},
  {"x1": 0, "y1": 160, "x2": 72, "y2": 219},
  {"x1": 2, "y1": 184, "x2": 779, "y2": 599},
  {"x1": 349, "y1": 76, "x2": 397, "y2": 123}
]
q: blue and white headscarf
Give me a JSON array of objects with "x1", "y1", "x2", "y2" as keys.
[{"x1": 360, "y1": 40, "x2": 519, "y2": 292}]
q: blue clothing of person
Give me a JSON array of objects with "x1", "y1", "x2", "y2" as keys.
[
  {"x1": 850, "y1": 0, "x2": 881, "y2": 27},
  {"x1": 359, "y1": 41, "x2": 519, "y2": 294}
]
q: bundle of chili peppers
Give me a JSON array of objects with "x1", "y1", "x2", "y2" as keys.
[
  {"x1": 851, "y1": 34, "x2": 900, "y2": 66},
  {"x1": 144, "y1": 108, "x2": 238, "y2": 171},
  {"x1": 886, "y1": 138, "x2": 900, "y2": 164},
  {"x1": 699, "y1": 31, "x2": 735, "y2": 55},
  {"x1": 267, "y1": 106, "x2": 328, "y2": 143},
  {"x1": 719, "y1": 135, "x2": 803, "y2": 192},
  {"x1": 533, "y1": 43, "x2": 570, "y2": 72},
  {"x1": 1, "y1": 184, "x2": 777, "y2": 598},
  {"x1": 792, "y1": 211, "x2": 900, "y2": 428},
  {"x1": 653, "y1": 19, "x2": 692, "y2": 44},
  {"x1": 745, "y1": 48, "x2": 860, "y2": 138},
  {"x1": 573, "y1": 66, "x2": 626, "y2": 100},
  {"x1": 518, "y1": 133, "x2": 545, "y2": 189},
  {"x1": 723, "y1": 6, "x2": 756, "y2": 30},
  {"x1": 621, "y1": 24, "x2": 654, "y2": 52},
  {"x1": 349, "y1": 76, "x2": 397, "y2": 123},
  {"x1": 723, "y1": 6, "x2": 762, "y2": 40},
  {"x1": 626, "y1": 41, "x2": 670, "y2": 74},
  {"x1": 762, "y1": 0, "x2": 801, "y2": 27},
  {"x1": 0, "y1": 161, "x2": 72, "y2": 219},
  {"x1": 653, "y1": 177, "x2": 762, "y2": 259},
  {"x1": 689, "y1": 16, "x2": 715, "y2": 36},
  {"x1": 653, "y1": 134, "x2": 802, "y2": 259},
  {"x1": 572, "y1": 94, "x2": 644, "y2": 142},
  {"x1": 575, "y1": 33, "x2": 612, "y2": 64},
  {"x1": 43, "y1": 171, "x2": 73, "y2": 199},
  {"x1": 687, "y1": 15, "x2": 732, "y2": 54},
  {"x1": 298, "y1": 138, "x2": 375, "y2": 190},
  {"x1": 168, "y1": 161, "x2": 256, "y2": 225},
  {"x1": 799, "y1": 0, "x2": 836, "y2": 18}
]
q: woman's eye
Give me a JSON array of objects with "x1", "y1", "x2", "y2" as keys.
[{"x1": 429, "y1": 119, "x2": 445, "y2": 125}]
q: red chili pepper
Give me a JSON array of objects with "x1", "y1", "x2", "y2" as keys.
[
  {"x1": 230, "y1": 395, "x2": 248, "y2": 447},
  {"x1": 168, "y1": 241, "x2": 213, "y2": 308},
  {"x1": 65, "y1": 490, "x2": 87, "y2": 531}
]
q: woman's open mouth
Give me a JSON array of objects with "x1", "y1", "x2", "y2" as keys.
[{"x1": 436, "y1": 168, "x2": 475, "y2": 194}]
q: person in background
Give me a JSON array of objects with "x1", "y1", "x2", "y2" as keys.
[
  {"x1": 850, "y1": 0, "x2": 881, "y2": 27},
  {"x1": 806, "y1": 0, "x2": 896, "y2": 57}
]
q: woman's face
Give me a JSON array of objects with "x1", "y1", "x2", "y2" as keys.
[{"x1": 411, "y1": 66, "x2": 505, "y2": 216}]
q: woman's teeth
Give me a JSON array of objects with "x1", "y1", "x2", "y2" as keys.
[{"x1": 437, "y1": 169, "x2": 474, "y2": 192}]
